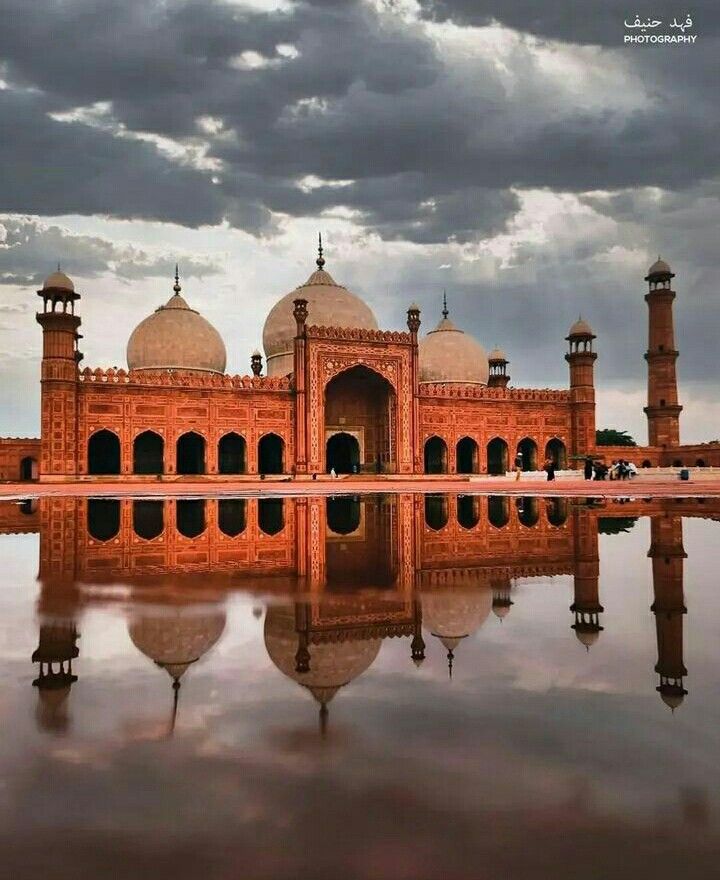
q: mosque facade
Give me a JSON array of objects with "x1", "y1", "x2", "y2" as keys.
[{"x1": 0, "y1": 247, "x2": 719, "y2": 482}]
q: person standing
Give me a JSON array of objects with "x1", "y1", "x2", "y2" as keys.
[
  {"x1": 584, "y1": 456, "x2": 594, "y2": 480},
  {"x1": 544, "y1": 457, "x2": 556, "y2": 481},
  {"x1": 514, "y1": 451, "x2": 523, "y2": 481}
]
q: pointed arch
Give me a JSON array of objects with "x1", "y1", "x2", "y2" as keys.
[
  {"x1": 88, "y1": 429, "x2": 121, "y2": 475},
  {"x1": 133, "y1": 430, "x2": 164, "y2": 475}
]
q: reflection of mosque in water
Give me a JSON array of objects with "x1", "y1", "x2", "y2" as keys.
[{"x1": 8, "y1": 493, "x2": 717, "y2": 732}]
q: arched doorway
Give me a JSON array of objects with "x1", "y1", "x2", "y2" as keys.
[
  {"x1": 516, "y1": 437, "x2": 538, "y2": 471},
  {"x1": 424, "y1": 436, "x2": 448, "y2": 474},
  {"x1": 88, "y1": 430, "x2": 121, "y2": 475},
  {"x1": 324, "y1": 365, "x2": 395, "y2": 473},
  {"x1": 487, "y1": 438, "x2": 508, "y2": 475},
  {"x1": 547, "y1": 498, "x2": 569, "y2": 527},
  {"x1": 696, "y1": 459, "x2": 706, "y2": 467},
  {"x1": 218, "y1": 499, "x2": 246, "y2": 536},
  {"x1": 516, "y1": 497, "x2": 539, "y2": 528},
  {"x1": 424, "y1": 495, "x2": 449, "y2": 530},
  {"x1": 327, "y1": 497, "x2": 362, "y2": 535},
  {"x1": 544, "y1": 438, "x2": 567, "y2": 470},
  {"x1": 258, "y1": 433, "x2": 285, "y2": 475},
  {"x1": 133, "y1": 431, "x2": 164, "y2": 475},
  {"x1": 457, "y1": 495, "x2": 481, "y2": 529},
  {"x1": 456, "y1": 437, "x2": 479, "y2": 474},
  {"x1": 326, "y1": 432, "x2": 360, "y2": 474},
  {"x1": 176, "y1": 432, "x2": 205, "y2": 475},
  {"x1": 642, "y1": 459, "x2": 652, "y2": 468},
  {"x1": 488, "y1": 495, "x2": 509, "y2": 528},
  {"x1": 133, "y1": 500, "x2": 164, "y2": 540},
  {"x1": 20, "y1": 456, "x2": 38, "y2": 481},
  {"x1": 87, "y1": 499, "x2": 120, "y2": 541},
  {"x1": 176, "y1": 500, "x2": 206, "y2": 537},
  {"x1": 218, "y1": 432, "x2": 246, "y2": 474},
  {"x1": 258, "y1": 498, "x2": 284, "y2": 535}
]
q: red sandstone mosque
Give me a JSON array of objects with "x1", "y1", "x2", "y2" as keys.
[{"x1": 1, "y1": 243, "x2": 719, "y2": 481}]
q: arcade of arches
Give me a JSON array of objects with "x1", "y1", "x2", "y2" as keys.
[
  {"x1": 422, "y1": 435, "x2": 567, "y2": 475},
  {"x1": 325, "y1": 366, "x2": 394, "y2": 473}
]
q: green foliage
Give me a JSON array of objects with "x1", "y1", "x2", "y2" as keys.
[
  {"x1": 596, "y1": 428, "x2": 637, "y2": 447},
  {"x1": 598, "y1": 517, "x2": 638, "y2": 535}
]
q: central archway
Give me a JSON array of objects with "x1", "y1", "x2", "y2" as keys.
[
  {"x1": 324, "y1": 365, "x2": 395, "y2": 474},
  {"x1": 326, "y1": 432, "x2": 360, "y2": 474}
]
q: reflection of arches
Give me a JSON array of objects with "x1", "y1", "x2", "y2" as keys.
[
  {"x1": 324, "y1": 365, "x2": 394, "y2": 472},
  {"x1": 517, "y1": 437, "x2": 538, "y2": 471},
  {"x1": 642, "y1": 459, "x2": 652, "y2": 468},
  {"x1": 456, "y1": 437, "x2": 479, "y2": 474},
  {"x1": 517, "y1": 497, "x2": 539, "y2": 528},
  {"x1": 424, "y1": 436, "x2": 448, "y2": 474},
  {"x1": 488, "y1": 495, "x2": 509, "y2": 528},
  {"x1": 487, "y1": 438, "x2": 508, "y2": 475},
  {"x1": 218, "y1": 499, "x2": 246, "y2": 537},
  {"x1": 547, "y1": 498, "x2": 569, "y2": 527},
  {"x1": 544, "y1": 438, "x2": 567, "y2": 470},
  {"x1": 20, "y1": 456, "x2": 38, "y2": 481},
  {"x1": 326, "y1": 433, "x2": 360, "y2": 474},
  {"x1": 258, "y1": 433, "x2": 285, "y2": 475},
  {"x1": 133, "y1": 431, "x2": 164, "y2": 475},
  {"x1": 424, "y1": 495, "x2": 449, "y2": 530},
  {"x1": 176, "y1": 432, "x2": 205, "y2": 475},
  {"x1": 258, "y1": 498, "x2": 284, "y2": 535},
  {"x1": 176, "y1": 500, "x2": 206, "y2": 537},
  {"x1": 327, "y1": 497, "x2": 361, "y2": 535},
  {"x1": 88, "y1": 499, "x2": 120, "y2": 541},
  {"x1": 88, "y1": 429, "x2": 121, "y2": 475},
  {"x1": 457, "y1": 495, "x2": 481, "y2": 529},
  {"x1": 20, "y1": 499, "x2": 37, "y2": 515},
  {"x1": 133, "y1": 500, "x2": 164, "y2": 540},
  {"x1": 218, "y1": 432, "x2": 246, "y2": 475}
]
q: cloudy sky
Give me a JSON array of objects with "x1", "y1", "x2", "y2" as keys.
[{"x1": 1, "y1": 0, "x2": 718, "y2": 442}]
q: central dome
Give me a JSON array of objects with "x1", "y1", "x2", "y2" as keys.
[
  {"x1": 127, "y1": 272, "x2": 227, "y2": 374},
  {"x1": 263, "y1": 245, "x2": 378, "y2": 377},
  {"x1": 418, "y1": 300, "x2": 489, "y2": 385}
]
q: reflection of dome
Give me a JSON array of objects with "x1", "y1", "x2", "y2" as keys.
[
  {"x1": 43, "y1": 270, "x2": 75, "y2": 292},
  {"x1": 264, "y1": 605, "x2": 381, "y2": 706},
  {"x1": 422, "y1": 586, "x2": 493, "y2": 653},
  {"x1": 567, "y1": 317, "x2": 594, "y2": 338},
  {"x1": 574, "y1": 628, "x2": 600, "y2": 648},
  {"x1": 127, "y1": 274, "x2": 227, "y2": 374},
  {"x1": 129, "y1": 606, "x2": 226, "y2": 682},
  {"x1": 647, "y1": 257, "x2": 672, "y2": 276},
  {"x1": 263, "y1": 249, "x2": 378, "y2": 377},
  {"x1": 419, "y1": 310, "x2": 489, "y2": 385},
  {"x1": 660, "y1": 691, "x2": 685, "y2": 710}
]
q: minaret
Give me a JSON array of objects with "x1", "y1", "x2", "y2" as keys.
[
  {"x1": 36, "y1": 270, "x2": 81, "y2": 479},
  {"x1": 565, "y1": 317, "x2": 597, "y2": 464},
  {"x1": 644, "y1": 258, "x2": 682, "y2": 448},
  {"x1": 649, "y1": 513, "x2": 687, "y2": 710},
  {"x1": 32, "y1": 620, "x2": 79, "y2": 733},
  {"x1": 570, "y1": 506, "x2": 602, "y2": 649},
  {"x1": 406, "y1": 302, "x2": 422, "y2": 474},
  {"x1": 488, "y1": 347, "x2": 510, "y2": 389}
]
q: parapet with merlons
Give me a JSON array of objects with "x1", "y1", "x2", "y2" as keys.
[{"x1": 78, "y1": 366, "x2": 292, "y2": 391}]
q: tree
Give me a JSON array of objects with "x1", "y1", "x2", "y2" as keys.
[{"x1": 596, "y1": 428, "x2": 637, "y2": 447}]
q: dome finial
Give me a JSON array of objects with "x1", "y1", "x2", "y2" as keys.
[
  {"x1": 316, "y1": 232, "x2": 325, "y2": 270},
  {"x1": 173, "y1": 264, "x2": 181, "y2": 295},
  {"x1": 442, "y1": 289, "x2": 449, "y2": 320}
]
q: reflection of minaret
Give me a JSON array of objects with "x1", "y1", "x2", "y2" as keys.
[
  {"x1": 570, "y1": 507, "x2": 603, "y2": 649},
  {"x1": 32, "y1": 620, "x2": 79, "y2": 733},
  {"x1": 649, "y1": 514, "x2": 687, "y2": 710}
]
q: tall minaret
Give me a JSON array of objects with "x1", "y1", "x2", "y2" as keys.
[
  {"x1": 644, "y1": 258, "x2": 682, "y2": 448},
  {"x1": 649, "y1": 512, "x2": 687, "y2": 710},
  {"x1": 565, "y1": 318, "x2": 597, "y2": 463},
  {"x1": 36, "y1": 270, "x2": 81, "y2": 479}
]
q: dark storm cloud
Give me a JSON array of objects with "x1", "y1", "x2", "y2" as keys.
[
  {"x1": 0, "y1": 0, "x2": 718, "y2": 245},
  {"x1": 0, "y1": 216, "x2": 220, "y2": 286}
]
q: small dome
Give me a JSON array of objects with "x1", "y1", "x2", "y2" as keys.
[
  {"x1": 129, "y1": 606, "x2": 226, "y2": 682},
  {"x1": 492, "y1": 603, "x2": 512, "y2": 620},
  {"x1": 264, "y1": 604, "x2": 380, "y2": 705},
  {"x1": 43, "y1": 270, "x2": 74, "y2": 292},
  {"x1": 422, "y1": 583, "x2": 493, "y2": 653},
  {"x1": 263, "y1": 259, "x2": 378, "y2": 377},
  {"x1": 567, "y1": 317, "x2": 594, "y2": 338},
  {"x1": 647, "y1": 257, "x2": 672, "y2": 277},
  {"x1": 488, "y1": 347, "x2": 508, "y2": 363},
  {"x1": 127, "y1": 280, "x2": 227, "y2": 374},
  {"x1": 419, "y1": 313, "x2": 489, "y2": 385},
  {"x1": 660, "y1": 692, "x2": 685, "y2": 710},
  {"x1": 574, "y1": 627, "x2": 600, "y2": 649}
]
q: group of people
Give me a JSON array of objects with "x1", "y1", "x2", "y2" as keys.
[
  {"x1": 513, "y1": 452, "x2": 559, "y2": 481},
  {"x1": 583, "y1": 457, "x2": 637, "y2": 481}
]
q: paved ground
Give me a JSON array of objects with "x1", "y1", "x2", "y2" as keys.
[{"x1": 1, "y1": 476, "x2": 719, "y2": 499}]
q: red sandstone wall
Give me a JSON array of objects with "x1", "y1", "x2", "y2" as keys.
[{"x1": 0, "y1": 438, "x2": 41, "y2": 481}]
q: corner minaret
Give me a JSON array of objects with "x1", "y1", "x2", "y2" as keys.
[
  {"x1": 488, "y1": 347, "x2": 510, "y2": 389},
  {"x1": 644, "y1": 258, "x2": 682, "y2": 448},
  {"x1": 565, "y1": 317, "x2": 597, "y2": 463},
  {"x1": 36, "y1": 270, "x2": 81, "y2": 479}
]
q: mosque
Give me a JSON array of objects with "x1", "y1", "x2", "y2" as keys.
[{"x1": 0, "y1": 241, "x2": 718, "y2": 482}]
